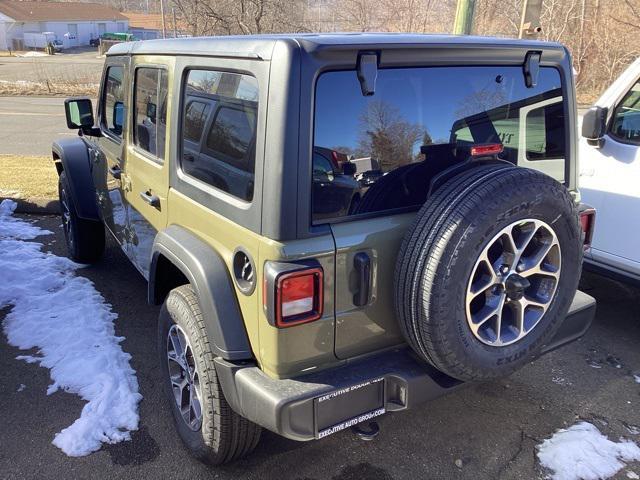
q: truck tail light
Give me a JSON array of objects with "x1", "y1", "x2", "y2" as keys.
[
  {"x1": 264, "y1": 264, "x2": 324, "y2": 328},
  {"x1": 579, "y1": 206, "x2": 596, "y2": 251}
]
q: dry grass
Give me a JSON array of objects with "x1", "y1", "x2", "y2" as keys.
[
  {"x1": 0, "y1": 80, "x2": 98, "y2": 97},
  {"x1": 0, "y1": 155, "x2": 58, "y2": 199}
]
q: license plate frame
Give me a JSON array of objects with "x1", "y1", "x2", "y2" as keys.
[{"x1": 314, "y1": 377, "x2": 385, "y2": 439}]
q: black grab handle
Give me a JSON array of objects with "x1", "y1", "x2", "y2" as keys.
[{"x1": 353, "y1": 252, "x2": 371, "y2": 307}]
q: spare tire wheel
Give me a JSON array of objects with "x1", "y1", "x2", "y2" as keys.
[{"x1": 395, "y1": 165, "x2": 582, "y2": 382}]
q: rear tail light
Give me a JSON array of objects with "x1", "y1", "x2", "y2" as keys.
[
  {"x1": 264, "y1": 264, "x2": 324, "y2": 328},
  {"x1": 330, "y1": 150, "x2": 340, "y2": 170},
  {"x1": 579, "y1": 206, "x2": 596, "y2": 251},
  {"x1": 470, "y1": 143, "x2": 504, "y2": 157}
]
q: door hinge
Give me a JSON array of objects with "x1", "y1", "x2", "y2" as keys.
[{"x1": 122, "y1": 173, "x2": 132, "y2": 192}]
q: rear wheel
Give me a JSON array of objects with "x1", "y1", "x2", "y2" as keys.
[
  {"x1": 395, "y1": 165, "x2": 582, "y2": 381},
  {"x1": 58, "y1": 171, "x2": 104, "y2": 263},
  {"x1": 158, "y1": 285, "x2": 261, "y2": 464}
]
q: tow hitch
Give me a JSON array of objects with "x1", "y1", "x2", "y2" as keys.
[{"x1": 351, "y1": 421, "x2": 380, "y2": 441}]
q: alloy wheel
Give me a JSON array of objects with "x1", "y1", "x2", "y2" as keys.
[
  {"x1": 466, "y1": 219, "x2": 561, "y2": 347},
  {"x1": 166, "y1": 324, "x2": 203, "y2": 431}
]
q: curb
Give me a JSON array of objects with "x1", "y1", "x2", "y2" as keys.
[{"x1": 1, "y1": 197, "x2": 59, "y2": 215}]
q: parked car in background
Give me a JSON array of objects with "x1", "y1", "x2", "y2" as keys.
[
  {"x1": 312, "y1": 146, "x2": 361, "y2": 219},
  {"x1": 580, "y1": 57, "x2": 640, "y2": 283}
]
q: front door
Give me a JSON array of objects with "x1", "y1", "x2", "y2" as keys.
[
  {"x1": 580, "y1": 78, "x2": 640, "y2": 273},
  {"x1": 123, "y1": 59, "x2": 172, "y2": 277},
  {"x1": 92, "y1": 57, "x2": 130, "y2": 249}
]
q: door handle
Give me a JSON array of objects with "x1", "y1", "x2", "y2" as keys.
[
  {"x1": 353, "y1": 252, "x2": 371, "y2": 307},
  {"x1": 139, "y1": 190, "x2": 160, "y2": 208},
  {"x1": 108, "y1": 166, "x2": 121, "y2": 179}
]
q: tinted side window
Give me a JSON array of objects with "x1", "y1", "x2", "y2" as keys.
[
  {"x1": 101, "y1": 65, "x2": 125, "y2": 137},
  {"x1": 133, "y1": 67, "x2": 168, "y2": 160},
  {"x1": 184, "y1": 101, "x2": 209, "y2": 142},
  {"x1": 610, "y1": 80, "x2": 640, "y2": 144},
  {"x1": 180, "y1": 70, "x2": 258, "y2": 201},
  {"x1": 313, "y1": 66, "x2": 564, "y2": 223},
  {"x1": 204, "y1": 106, "x2": 256, "y2": 171},
  {"x1": 313, "y1": 152, "x2": 334, "y2": 176}
]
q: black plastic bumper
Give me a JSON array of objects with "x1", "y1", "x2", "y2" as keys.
[{"x1": 215, "y1": 290, "x2": 595, "y2": 441}]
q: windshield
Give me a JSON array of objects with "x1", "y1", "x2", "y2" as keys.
[{"x1": 312, "y1": 65, "x2": 565, "y2": 223}]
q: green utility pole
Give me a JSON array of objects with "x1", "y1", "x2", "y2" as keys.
[{"x1": 453, "y1": 0, "x2": 476, "y2": 35}]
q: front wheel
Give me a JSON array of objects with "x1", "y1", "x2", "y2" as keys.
[
  {"x1": 158, "y1": 285, "x2": 261, "y2": 464},
  {"x1": 58, "y1": 171, "x2": 105, "y2": 263}
]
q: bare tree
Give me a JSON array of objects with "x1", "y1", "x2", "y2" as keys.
[{"x1": 358, "y1": 100, "x2": 424, "y2": 169}]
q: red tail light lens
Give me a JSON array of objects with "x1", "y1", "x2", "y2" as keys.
[
  {"x1": 274, "y1": 268, "x2": 323, "y2": 327},
  {"x1": 470, "y1": 143, "x2": 504, "y2": 157},
  {"x1": 579, "y1": 207, "x2": 596, "y2": 251}
]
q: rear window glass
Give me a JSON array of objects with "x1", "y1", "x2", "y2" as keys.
[{"x1": 312, "y1": 66, "x2": 564, "y2": 223}]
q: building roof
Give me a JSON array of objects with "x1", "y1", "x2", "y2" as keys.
[
  {"x1": 121, "y1": 12, "x2": 162, "y2": 30},
  {"x1": 0, "y1": 1, "x2": 127, "y2": 22},
  {"x1": 121, "y1": 11, "x2": 187, "y2": 32},
  {"x1": 107, "y1": 32, "x2": 564, "y2": 59}
]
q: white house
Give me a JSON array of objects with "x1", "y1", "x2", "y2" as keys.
[{"x1": 0, "y1": 0, "x2": 128, "y2": 50}]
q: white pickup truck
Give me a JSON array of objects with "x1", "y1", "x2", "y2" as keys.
[{"x1": 580, "y1": 58, "x2": 640, "y2": 283}]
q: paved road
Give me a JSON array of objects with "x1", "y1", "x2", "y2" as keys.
[
  {"x1": 1, "y1": 214, "x2": 639, "y2": 480},
  {"x1": 0, "y1": 97, "x2": 77, "y2": 156}
]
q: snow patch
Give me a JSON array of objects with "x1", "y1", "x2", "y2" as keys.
[
  {"x1": 634, "y1": 375, "x2": 640, "y2": 384},
  {"x1": 17, "y1": 383, "x2": 26, "y2": 392},
  {"x1": 0, "y1": 200, "x2": 142, "y2": 456},
  {"x1": 537, "y1": 422, "x2": 640, "y2": 480},
  {"x1": 628, "y1": 471, "x2": 639, "y2": 479},
  {"x1": 16, "y1": 51, "x2": 49, "y2": 57}
]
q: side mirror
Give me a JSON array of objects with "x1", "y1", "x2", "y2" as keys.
[
  {"x1": 342, "y1": 162, "x2": 357, "y2": 176},
  {"x1": 582, "y1": 106, "x2": 608, "y2": 147},
  {"x1": 64, "y1": 97, "x2": 94, "y2": 129}
]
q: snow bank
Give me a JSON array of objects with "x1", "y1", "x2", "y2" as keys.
[
  {"x1": 0, "y1": 200, "x2": 142, "y2": 456},
  {"x1": 538, "y1": 421, "x2": 640, "y2": 480}
]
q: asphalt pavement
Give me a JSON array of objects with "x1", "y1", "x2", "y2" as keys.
[
  {"x1": 0, "y1": 97, "x2": 77, "y2": 156},
  {"x1": 1, "y1": 214, "x2": 639, "y2": 480}
]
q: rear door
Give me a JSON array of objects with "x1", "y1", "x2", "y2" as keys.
[
  {"x1": 124, "y1": 57, "x2": 173, "y2": 277},
  {"x1": 312, "y1": 64, "x2": 569, "y2": 359},
  {"x1": 92, "y1": 57, "x2": 129, "y2": 248}
]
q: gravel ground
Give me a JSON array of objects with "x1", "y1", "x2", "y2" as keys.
[{"x1": 1, "y1": 213, "x2": 639, "y2": 480}]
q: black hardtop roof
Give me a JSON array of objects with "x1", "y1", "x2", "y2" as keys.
[{"x1": 106, "y1": 32, "x2": 564, "y2": 59}]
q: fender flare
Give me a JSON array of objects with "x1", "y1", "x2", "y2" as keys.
[
  {"x1": 52, "y1": 138, "x2": 100, "y2": 221},
  {"x1": 149, "y1": 225, "x2": 253, "y2": 360}
]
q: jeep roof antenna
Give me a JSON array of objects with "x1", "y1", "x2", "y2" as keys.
[
  {"x1": 357, "y1": 52, "x2": 378, "y2": 96},
  {"x1": 523, "y1": 51, "x2": 541, "y2": 88}
]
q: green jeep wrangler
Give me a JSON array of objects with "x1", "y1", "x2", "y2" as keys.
[{"x1": 54, "y1": 33, "x2": 596, "y2": 464}]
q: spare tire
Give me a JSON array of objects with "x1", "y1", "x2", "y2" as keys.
[{"x1": 395, "y1": 164, "x2": 582, "y2": 382}]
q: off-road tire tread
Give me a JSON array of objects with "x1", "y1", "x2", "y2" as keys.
[
  {"x1": 58, "y1": 171, "x2": 105, "y2": 263},
  {"x1": 395, "y1": 165, "x2": 580, "y2": 381},
  {"x1": 163, "y1": 285, "x2": 261, "y2": 464}
]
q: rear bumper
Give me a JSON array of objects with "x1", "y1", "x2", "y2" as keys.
[{"x1": 215, "y1": 290, "x2": 595, "y2": 441}]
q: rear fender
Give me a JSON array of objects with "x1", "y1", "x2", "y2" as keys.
[{"x1": 149, "y1": 225, "x2": 253, "y2": 361}]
